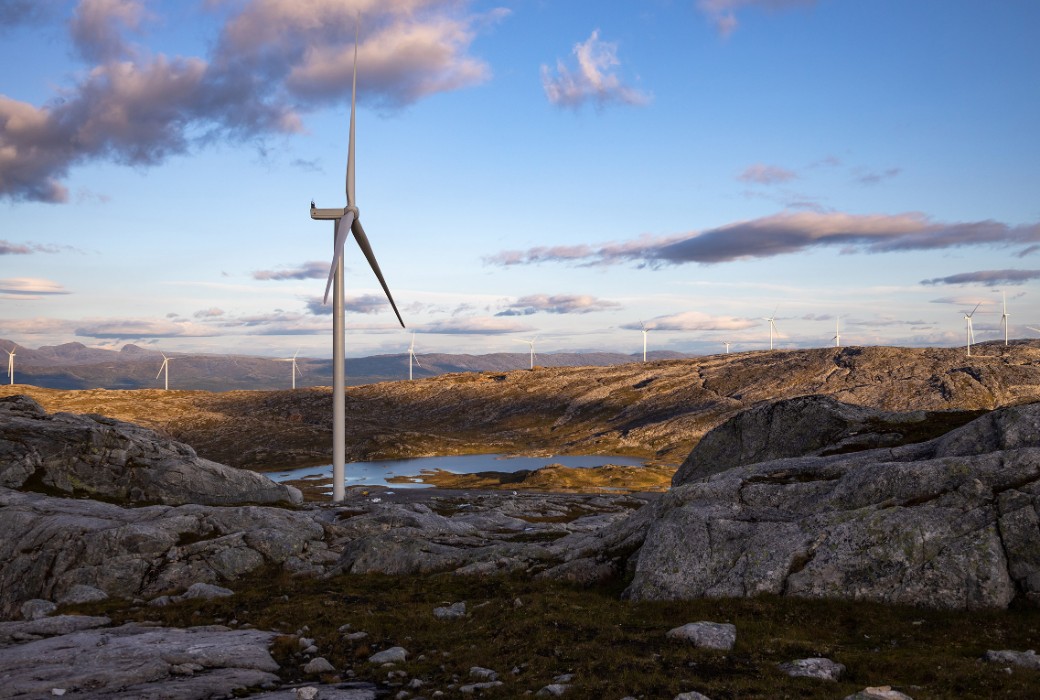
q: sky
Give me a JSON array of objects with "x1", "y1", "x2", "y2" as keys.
[{"x1": 2, "y1": 0, "x2": 1039, "y2": 359}]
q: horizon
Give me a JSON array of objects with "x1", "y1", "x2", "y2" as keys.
[{"x1": 2, "y1": 1, "x2": 1038, "y2": 358}]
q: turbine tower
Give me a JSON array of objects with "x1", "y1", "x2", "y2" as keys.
[
  {"x1": 763, "y1": 306, "x2": 780, "y2": 350},
  {"x1": 722, "y1": 341, "x2": 731, "y2": 354},
  {"x1": 516, "y1": 337, "x2": 537, "y2": 369},
  {"x1": 833, "y1": 316, "x2": 841, "y2": 348},
  {"x1": 408, "y1": 332, "x2": 422, "y2": 380},
  {"x1": 5, "y1": 346, "x2": 14, "y2": 385},
  {"x1": 309, "y1": 19, "x2": 405, "y2": 502},
  {"x1": 156, "y1": 352, "x2": 172, "y2": 390},
  {"x1": 276, "y1": 349, "x2": 302, "y2": 390},
  {"x1": 1001, "y1": 291, "x2": 1009, "y2": 346},
  {"x1": 639, "y1": 321, "x2": 650, "y2": 362},
  {"x1": 964, "y1": 303, "x2": 980, "y2": 356}
]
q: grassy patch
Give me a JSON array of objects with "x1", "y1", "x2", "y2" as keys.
[{"x1": 67, "y1": 569, "x2": 1040, "y2": 699}]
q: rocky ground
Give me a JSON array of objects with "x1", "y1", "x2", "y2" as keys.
[{"x1": 2, "y1": 342, "x2": 1038, "y2": 471}]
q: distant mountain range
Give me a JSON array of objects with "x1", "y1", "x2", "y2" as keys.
[{"x1": 0, "y1": 340, "x2": 687, "y2": 391}]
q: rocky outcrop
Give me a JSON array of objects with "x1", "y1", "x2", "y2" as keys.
[
  {"x1": 671, "y1": 395, "x2": 983, "y2": 485},
  {"x1": 0, "y1": 395, "x2": 301, "y2": 506},
  {"x1": 626, "y1": 401, "x2": 1040, "y2": 609}
]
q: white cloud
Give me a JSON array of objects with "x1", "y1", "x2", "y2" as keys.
[{"x1": 542, "y1": 29, "x2": 650, "y2": 109}]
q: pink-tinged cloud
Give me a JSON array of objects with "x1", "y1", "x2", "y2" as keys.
[
  {"x1": 253, "y1": 261, "x2": 328, "y2": 280},
  {"x1": 697, "y1": 0, "x2": 817, "y2": 37},
  {"x1": 0, "y1": 278, "x2": 70, "y2": 296},
  {"x1": 496, "y1": 294, "x2": 621, "y2": 316},
  {"x1": 738, "y1": 163, "x2": 797, "y2": 185},
  {"x1": 306, "y1": 294, "x2": 392, "y2": 316},
  {"x1": 921, "y1": 269, "x2": 1040, "y2": 287},
  {"x1": 542, "y1": 29, "x2": 650, "y2": 109},
  {"x1": 193, "y1": 307, "x2": 225, "y2": 318},
  {"x1": 420, "y1": 316, "x2": 534, "y2": 335},
  {"x1": 74, "y1": 319, "x2": 219, "y2": 339},
  {"x1": 622, "y1": 311, "x2": 757, "y2": 332},
  {"x1": 1, "y1": 0, "x2": 502, "y2": 203},
  {"x1": 487, "y1": 212, "x2": 1040, "y2": 267}
]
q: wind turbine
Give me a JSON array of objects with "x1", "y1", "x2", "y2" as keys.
[
  {"x1": 408, "y1": 332, "x2": 422, "y2": 380},
  {"x1": 516, "y1": 337, "x2": 537, "y2": 369},
  {"x1": 722, "y1": 341, "x2": 731, "y2": 354},
  {"x1": 276, "y1": 349, "x2": 303, "y2": 390},
  {"x1": 639, "y1": 321, "x2": 650, "y2": 362},
  {"x1": 833, "y1": 316, "x2": 841, "y2": 348},
  {"x1": 763, "y1": 306, "x2": 780, "y2": 350},
  {"x1": 5, "y1": 346, "x2": 14, "y2": 385},
  {"x1": 1000, "y1": 292, "x2": 1009, "y2": 346},
  {"x1": 964, "y1": 303, "x2": 980, "y2": 356},
  {"x1": 309, "y1": 19, "x2": 405, "y2": 502},
  {"x1": 156, "y1": 352, "x2": 172, "y2": 390}
]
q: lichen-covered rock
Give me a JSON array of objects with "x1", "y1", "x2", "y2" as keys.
[
  {"x1": 627, "y1": 401, "x2": 1040, "y2": 609},
  {"x1": 0, "y1": 395, "x2": 301, "y2": 506}
]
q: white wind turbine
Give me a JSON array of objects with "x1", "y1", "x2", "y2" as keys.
[
  {"x1": 763, "y1": 306, "x2": 780, "y2": 350},
  {"x1": 516, "y1": 337, "x2": 538, "y2": 369},
  {"x1": 408, "y1": 332, "x2": 422, "y2": 380},
  {"x1": 1000, "y1": 291, "x2": 1009, "y2": 346},
  {"x1": 5, "y1": 346, "x2": 14, "y2": 385},
  {"x1": 639, "y1": 321, "x2": 650, "y2": 362},
  {"x1": 833, "y1": 316, "x2": 841, "y2": 348},
  {"x1": 276, "y1": 349, "x2": 303, "y2": 390},
  {"x1": 722, "y1": 341, "x2": 731, "y2": 354},
  {"x1": 964, "y1": 302, "x2": 980, "y2": 356},
  {"x1": 156, "y1": 352, "x2": 173, "y2": 390},
  {"x1": 309, "y1": 19, "x2": 405, "y2": 502}
]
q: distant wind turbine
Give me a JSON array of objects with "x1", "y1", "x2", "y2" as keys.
[
  {"x1": 5, "y1": 346, "x2": 14, "y2": 385},
  {"x1": 156, "y1": 352, "x2": 173, "y2": 390},
  {"x1": 639, "y1": 321, "x2": 650, "y2": 362},
  {"x1": 275, "y1": 349, "x2": 303, "y2": 390},
  {"x1": 516, "y1": 337, "x2": 538, "y2": 369},
  {"x1": 833, "y1": 316, "x2": 841, "y2": 348},
  {"x1": 1001, "y1": 292, "x2": 1009, "y2": 346},
  {"x1": 722, "y1": 341, "x2": 731, "y2": 354},
  {"x1": 763, "y1": 306, "x2": 780, "y2": 350},
  {"x1": 408, "y1": 332, "x2": 422, "y2": 380},
  {"x1": 309, "y1": 18, "x2": 405, "y2": 502},
  {"x1": 964, "y1": 303, "x2": 980, "y2": 356}
]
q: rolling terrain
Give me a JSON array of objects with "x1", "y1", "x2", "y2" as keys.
[{"x1": 3, "y1": 342, "x2": 1038, "y2": 472}]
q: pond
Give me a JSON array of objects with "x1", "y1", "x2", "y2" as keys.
[{"x1": 266, "y1": 453, "x2": 648, "y2": 489}]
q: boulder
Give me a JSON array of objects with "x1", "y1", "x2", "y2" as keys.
[
  {"x1": 0, "y1": 395, "x2": 301, "y2": 506},
  {"x1": 665, "y1": 621, "x2": 736, "y2": 650},
  {"x1": 777, "y1": 657, "x2": 846, "y2": 681},
  {"x1": 627, "y1": 401, "x2": 1040, "y2": 609}
]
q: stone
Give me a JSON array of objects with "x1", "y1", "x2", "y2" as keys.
[
  {"x1": 56, "y1": 584, "x2": 109, "y2": 605},
  {"x1": 460, "y1": 681, "x2": 504, "y2": 693},
  {"x1": 984, "y1": 649, "x2": 1040, "y2": 670},
  {"x1": 536, "y1": 684, "x2": 568, "y2": 696},
  {"x1": 181, "y1": 582, "x2": 235, "y2": 600},
  {"x1": 20, "y1": 599, "x2": 56, "y2": 620},
  {"x1": 844, "y1": 687, "x2": 914, "y2": 700},
  {"x1": 778, "y1": 657, "x2": 846, "y2": 681},
  {"x1": 470, "y1": 666, "x2": 498, "y2": 681},
  {"x1": 304, "y1": 657, "x2": 336, "y2": 674},
  {"x1": 674, "y1": 693, "x2": 712, "y2": 700},
  {"x1": 434, "y1": 601, "x2": 467, "y2": 619},
  {"x1": 296, "y1": 688, "x2": 319, "y2": 700},
  {"x1": 666, "y1": 622, "x2": 736, "y2": 650},
  {"x1": 369, "y1": 646, "x2": 408, "y2": 664}
]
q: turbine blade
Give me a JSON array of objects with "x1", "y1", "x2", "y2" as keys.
[
  {"x1": 969, "y1": 302, "x2": 981, "y2": 317},
  {"x1": 155, "y1": 360, "x2": 166, "y2": 380},
  {"x1": 351, "y1": 217, "x2": 405, "y2": 327},
  {"x1": 346, "y1": 21, "x2": 358, "y2": 207},
  {"x1": 323, "y1": 212, "x2": 355, "y2": 304}
]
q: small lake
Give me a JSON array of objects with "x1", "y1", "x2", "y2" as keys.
[{"x1": 267, "y1": 454, "x2": 647, "y2": 489}]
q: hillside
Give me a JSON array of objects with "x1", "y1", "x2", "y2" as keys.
[
  {"x1": 3, "y1": 342, "x2": 1037, "y2": 471},
  {"x1": 0, "y1": 339, "x2": 684, "y2": 390}
]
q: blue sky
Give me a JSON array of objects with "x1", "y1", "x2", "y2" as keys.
[{"x1": 2, "y1": 0, "x2": 1038, "y2": 359}]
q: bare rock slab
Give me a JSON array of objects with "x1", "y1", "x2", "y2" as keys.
[
  {"x1": 984, "y1": 649, "x2": 1040, "y2": 670},
  {"x1": 368, "y1": 646, "x2": 408, "y2": 664},
  {"x1": 778, "y1": 657, "x2": 846, "y2": 681},
  {"x1": 666, "y1": 622, "x2": 736, "y2": 650},
  {"x1": 844, "y1": 687, "x2": 914, "y2": 700}
]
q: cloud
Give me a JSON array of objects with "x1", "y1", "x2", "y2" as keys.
[
  {"x1": 854, "y1": 167, "x2": 902, "y2": 186},
  {"x1": 496, "y1": 294, "x2": 620, "y2": 317},
  {"x1": 738, "y1": 163, "x2": 797, "y2": 185},
  {"x1": 419, "y1": 316, "x2": 534, "y2": 335},
  {"x1": 1, "y1": 0, "x2": 502, "y2": 203},
  {"x1": 541, "y1": 29, "x2": 650, "y2": 109},
  {"x1": 305, "y1": 294, "x2": 391, "y2": 316},
  {"x1": 193, "y1": 307, "x2": 225, "y2": 318},
  {"x1": 0, "y1": 278, "x2": 70, "y2": 296},
  {"x1": 622, "y1": 311, "x2": 757, "y2": 332},
  {"x1": 0, "y1": 0, "x2": 47, "y2": 30},
  {"x1": 697, "y1": 0, "x2": 817, "y2": 37},
  {"x1": 253, "y1": 261, "x2": 328, "y2": 280},
  {"x1": 486, "y1": 211, "x2": 1040, "y2": 268},
  {"x1": 921, "y1": 269, "x2": 1040, "y2": 287},
  {"x1": 74, "y1": 319, "x2": 218, "y2": 339}
]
